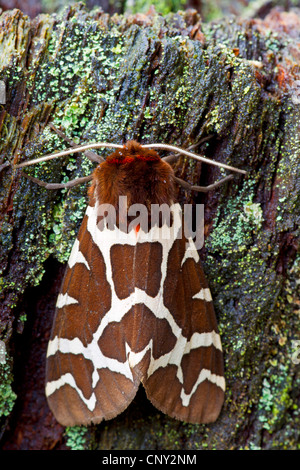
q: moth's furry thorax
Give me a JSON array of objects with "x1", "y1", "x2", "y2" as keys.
[{"x1": 89, "y1": 140, "x2": 176, "y2": 209}]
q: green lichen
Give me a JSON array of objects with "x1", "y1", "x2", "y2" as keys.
[
  {"x1": 0, "y1": 352, "x2": 17, "y2": 419},
  {"x1": 257, "y1": 365, "x2": 296, "y2": 433},
  {"x1": 241, "y1": 201, "x2": 263, "y2": 228},
  {"x1": 206, "y1": 178, "x2": 262, "y2": 256},
  {"x1": 65, "y1": 425, "x2": 88, "y2": 450}
]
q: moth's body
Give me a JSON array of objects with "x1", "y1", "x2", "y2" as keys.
[{"x1": 45, "y1": 141, "x2": 225, "y2": 426}]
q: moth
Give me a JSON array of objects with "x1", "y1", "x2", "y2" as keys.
[{"x1": 13, "y1": 127, "x2": 246, "y2": 426}]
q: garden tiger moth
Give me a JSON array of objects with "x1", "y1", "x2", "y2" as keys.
[{"x1": 43, "y1": 140, "x2": 226, "y2": 426}]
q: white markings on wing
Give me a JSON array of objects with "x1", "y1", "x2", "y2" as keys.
[{"x1": 47, "y1": 202, "x2": 224, "y2": 410}]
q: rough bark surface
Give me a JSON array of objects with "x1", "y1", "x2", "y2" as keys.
[{"x1": 0, "y1": 4, "x2": 299, "y2": 450}]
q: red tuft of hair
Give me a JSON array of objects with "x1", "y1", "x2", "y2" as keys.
[{"x1": 89, "y1": 141, "x2": 176, "y2": 211}]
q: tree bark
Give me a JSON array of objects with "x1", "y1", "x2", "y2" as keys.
[{"x1": 0, "y1": 4, "x2": 299, "y2": 450}]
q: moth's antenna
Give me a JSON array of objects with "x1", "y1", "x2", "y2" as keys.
[
  {"x1": 144, "y1": 143, "x2": 247, "y2": 175},
  {"x1": 14, "y1": 140, "x2": 247, "y2": 175},
  {"x1": 14, "y1": 143, "x2": 121, "y2": 169}
]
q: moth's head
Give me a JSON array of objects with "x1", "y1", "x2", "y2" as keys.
[
  {"x1": 89, "y1": 140, "x2": 176, "y2": 209},
  {"x1": 105, "y1": 140, "x2": 161, "y2": 166}
]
